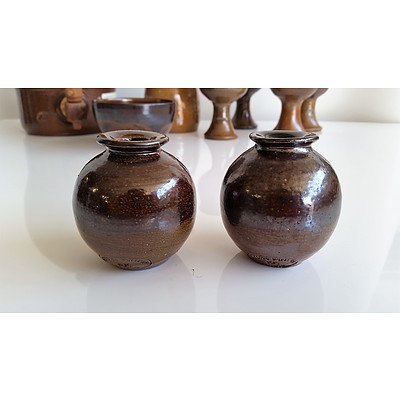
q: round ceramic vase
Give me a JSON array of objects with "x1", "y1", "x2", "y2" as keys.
[
  {"x1": 73, "y1": 130, "x2": 196, "y2": 270},
  {"x1": 221, "y1": 130, "x2": 342, "y2": 267}
]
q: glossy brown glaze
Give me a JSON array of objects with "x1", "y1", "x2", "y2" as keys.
[
  {"x1": 271, "y1": 88, "x2": 318, "y2": 131},
  {"x1": 221, "y1": 130, "x2": 341, "y2": 267},
  {"x1": 301, "y1": 88, "x2": 328, "y2": 132},
  {"x1": 232, "y1": 88, "x2": 260, "y2": 129},
  {"x1": 200, "y1": 88, "x2": 247, "y2": 140},
  {"x1": 17, "y1": 88, "x2": 114, "y2": 136},
  {"x1": 145, "y1": 89, "x2": 199, "y2": 133},
  {"x1": 93, "y1": 98, "x2": 175, "y2": 134},
  {"x1": 73, "y1": 130, "x2": 196, "y2": 270}
]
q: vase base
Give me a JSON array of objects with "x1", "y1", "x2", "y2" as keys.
[
  {"x1": 247, "y1": 253, "x2": 300, "y2": 268},
  {"x1": 100, "y1": 255, "x2": 169, "y2": 271}
]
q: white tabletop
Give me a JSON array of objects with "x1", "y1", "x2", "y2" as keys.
[{"x1": 1, "y1": 119, "x2": 400, "y2": 312}]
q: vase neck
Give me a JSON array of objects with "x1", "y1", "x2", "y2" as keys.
[
  {"x1": 97, "y1": 130, "x2": 168, "y2": 155},
  {"x1": 106, "y1": 149, "x2": 161, "y2": 163},
  {"x1": 250, "y1": 130, "x2": 318, "y2": 151}
]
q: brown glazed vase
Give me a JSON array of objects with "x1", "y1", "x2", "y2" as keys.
[
  {"x1": 144, "y1": 88, "x2": 199, "y2": 133},
  {"x1": 73, "y1": 130, "x2": 196, "y2": 270},
  {"x1": 301, "y1": 88, "x2": 328, "y2": 132},
  {"x1": 271, "y1": 88, "x2": 318, "y2": 131},
  {"x1": 200, "y1": 88, "x2": 247, "y2": 140},
  {"x1": 232, "y1": 88, "x2": 260, "y2": 130},
  {"x1": 221, "y1": 130, "x2": 341, "y2": 267},
  {"x1": 17, "y1": 88, "x2": 114, "y2": 136}
]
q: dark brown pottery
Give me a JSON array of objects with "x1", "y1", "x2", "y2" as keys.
[
  {"x1": 221, "y1": 130, "x2": 341, "y2": 267},
  {"x1": 200, "y1": 88, "x2": 247, "y2": 140},
  {"x1": 232, "y1": 88, "x2": 260, "y2": 129},
  {"x1": 145, "y1": 89, "x2": 199, "y2": 133},
  {"x1": 17, "y1": 88, "x2": 114, "y2": 136},
  {"x1": 301, "y1": 88, "x2": 328, "y2": 132},
  {"x1": 93, "y1": 98, "x2": 175, "y2": 134},
  {"x1": 271, "y1": 88, "x2": 318, "y2": 131},
  {"x1": 73, "y1": 130, "x2": 196, "y2": 270}
]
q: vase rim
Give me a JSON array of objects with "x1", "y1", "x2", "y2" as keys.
[
  {"x1": 250, "y1": 130, "x2": 318, "y2": 148},
  {"x1": 97, "y1": 130, "x2": 169, "y2": 152}
]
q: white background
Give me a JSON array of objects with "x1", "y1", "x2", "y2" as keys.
[{"x1": 3, "y1": 88, "x2": 400, "y2": 123}]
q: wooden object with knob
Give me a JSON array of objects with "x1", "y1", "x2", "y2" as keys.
[
  {"x1": 16, "y1": 88, "x2": 115, "y2": 136},
  {"x1": 59, "y1": 88, "x2": 88, "y2": 130}
]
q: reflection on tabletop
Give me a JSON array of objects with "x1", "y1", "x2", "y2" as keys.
[{"x1": 218, "y1": 252, "x2": 324, "y2": 312}]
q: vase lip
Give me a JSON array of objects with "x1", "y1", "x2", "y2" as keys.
[
  {"x1": 250, "y1": 130, "x2": 319, "y2": 148},
  {"x1": 97, "y1": 130, "x2": 169, "y2": 151}
]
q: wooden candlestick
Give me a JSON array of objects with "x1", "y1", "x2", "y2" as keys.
[
  {"x1": 232, "y1": 88, "x2": 260, "y2": 130},
  {"x1": 301, "y1": 88, "x2": 328, "y2": 132},
  {"x1": 271, "y1": 88, "x2": 318, "y2": 131},
  {"x1": 200, "y1": 88, "x2": 247, "y2": 140}
]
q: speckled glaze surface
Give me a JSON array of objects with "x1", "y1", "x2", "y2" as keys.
[
  {"x1": 221, "y1": 130, "x2": 341, "y2": 267},
  {"x1": 73, "y1": 130, "x2": 196, "y2": 270},
  {"x1": 301, "y1": 88, "x2": 328, "y2": 132},
  {"x1": 93, "y1": 98, "x2": 175, "y2": 134},
  {"x1": 200, "y1": 88, "x2": 247, "y2": 140},
  {"x1": 145, "y1": 89, "x2": 199, "y2": 133},
  {"x1": 271, "y1": 88, "x2": 318, "y2": 131},
  {"x1": 232, "y1": 88, "x2": 260, "y2": 130}
]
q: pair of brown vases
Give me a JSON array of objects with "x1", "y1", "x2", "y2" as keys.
[
  {"x1": 272, "y1": 88, "x2": 328, "y2": 132},
  {"x1": 73, "y1": 128, "x2": 341, "y2": 271}
]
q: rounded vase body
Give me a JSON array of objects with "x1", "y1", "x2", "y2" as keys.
[
  {"x1": 221, "y1": 130, "x2": 341, "y2": 267},
  {"x1": 73, "y1": 130, "x2": 196, "y2": 270}
]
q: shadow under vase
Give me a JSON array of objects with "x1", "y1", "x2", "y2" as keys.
[{"x1": 218, "y1": 252, "x2": 324, "y2": 312}]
